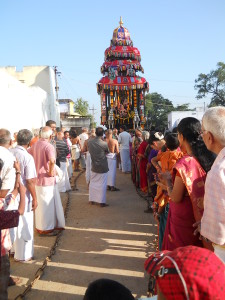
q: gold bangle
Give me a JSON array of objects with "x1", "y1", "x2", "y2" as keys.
[{"x1": 16, "y1": 171, "x2": 21, "y2": 175}]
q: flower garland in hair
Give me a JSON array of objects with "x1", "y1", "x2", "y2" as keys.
[{"x1": 154, "y1": 132, "x2": 164, "y2": 140}]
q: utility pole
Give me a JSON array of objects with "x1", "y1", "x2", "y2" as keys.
[
  {"x1": 53, "y1": 66, "x2": 61, "y2": 101},
  {"x1": 89, "y1": 105, "x2": 97, "y2": 128}
]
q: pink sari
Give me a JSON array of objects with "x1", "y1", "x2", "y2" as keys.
[{"x1": 162, "y1": 155, "x2": 212, "y2": 251}]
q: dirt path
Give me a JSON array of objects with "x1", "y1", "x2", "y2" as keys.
[{"x1": 9, "y1": 171, "x2": 157, "y2": 300}]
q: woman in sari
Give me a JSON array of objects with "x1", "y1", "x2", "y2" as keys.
[
  {"x1": 137, "y1": 131, "x2": 149, "y2": 193},
  {"x1": 159, "y1": 118, "x2": 215, "y2": 251},
  {"x1": 131, "y1": 128, "x2": 142, "y2": 186}
]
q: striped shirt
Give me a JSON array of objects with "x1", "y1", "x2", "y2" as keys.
[
  {"x1": 201, "y1": 147, "x2": 225, "y2": 245},
  {"x1": 56, "y1": 140, "x2": 70, "y2": 162}
]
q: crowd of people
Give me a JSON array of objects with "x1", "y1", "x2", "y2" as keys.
[
  {"x1": 131, "y1": 107, "x2": 225, "y2": 263},
  {"x1": 0, "y1": 106, "x2": 225, "y2": 299}
]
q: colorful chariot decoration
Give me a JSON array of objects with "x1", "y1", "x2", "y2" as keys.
[{"x1": 97, "y1": 17, "x2": 149, "y2": 129}]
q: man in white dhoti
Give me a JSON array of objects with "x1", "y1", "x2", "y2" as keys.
[
  {"x1": 105, "y1": 130, "x2": 119, "y2": 191},
  {"x1": 10, "y1": 129, "x2": 37, "y2": 261},
  {"x1": 28, "y1": 127, "x2": 65, "y2": 235},
  {"x1": 56, "y1": 132, "x2": 71, "y2": 192},
  {"x1": 118, "y1": 125, "x2": 132, "y2": 173},
  {"x1": 88, "y1": 127, "x2": 109, "y2": 207}
]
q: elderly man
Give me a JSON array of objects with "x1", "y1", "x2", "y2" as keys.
[
  {"x1": 200, "y1": 106, "x2": 225, "y2": 262},
  {"x1": 28, "y1": 126, "x2": 65, "y2": 235},
  {"x1": 118, "y1": 125, "x2": 132, "y2": 173},
  {"x1": 10, "y1": 129, "x2": 37, "y2": 261},
  {"x1": 88, "y1": 127, "x2": 109, "y2": 207}
]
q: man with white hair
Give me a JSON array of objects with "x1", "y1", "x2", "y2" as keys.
[
  {"x1": 200, "y1": 106, "x2": 225, "y2": 262},
  {"x1": 28, "y1": 126, "x2": 65, "y2": 236}
]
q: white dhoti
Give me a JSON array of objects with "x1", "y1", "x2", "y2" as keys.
[
  {"x1": 80, "y1": 153, "x2": 86, "y2": 169},
  {"x1": 35, "y1": 185, "x2": 65, "y2": 234},
  {"x1": 14, "y1": 211, "x2": 34, "y2": 261},
  {"x1": 58, "y1": 161, "x2": 71, "y2": 192},
  {"x1": 67, "y1": 158, "x2": 73, "y2": 178},
  {"x1": 89, "y1": 171, "x2": 107, "y2": 204},
  {"x1": 213, "y1": 244, "x2": 225, "y2": 263},
  {"x1": 85, "y1": 152, "x2": 92, "y2": 184},
  {"x1": 71, "y1": 144, "x2": 80, "y2": 160},
  {"x1": 107, "y1": 153, "x2": 117, "y2": 187},
  {"x1": 120, "y1": 149, "x2": 131, "y2": 172}
]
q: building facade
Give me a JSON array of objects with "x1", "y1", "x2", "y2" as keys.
[{"x1": 0, "y1": 66, "x2": 60, "y2": 133}]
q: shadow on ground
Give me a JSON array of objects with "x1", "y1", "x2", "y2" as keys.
[{"x1": 9, "y1": 170, "x2": 157, "y2": 300}]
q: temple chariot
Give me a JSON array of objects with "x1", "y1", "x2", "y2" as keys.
[{"x1": 97, "y1": 17, "x2": 149, "y2": 129}]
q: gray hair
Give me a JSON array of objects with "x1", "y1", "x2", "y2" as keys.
[
  {"x1": 202, "y1": 106, "x2": 225, "y2": 146},
  {"x1": 40, "y1": 126, "x2": 53, "y2": 139},
  {"x1": 0, "y1": 129, "x2": 11, "y2": 145},
  {"x1": 32, "y1": 128, "x2": 40, "y2": 137},
  {"x1": 17, "y1": 129, "x2": 33, "y2": 145},
  {"x1": 142, "y1": 131, "x2": 150, "y2": 141}
]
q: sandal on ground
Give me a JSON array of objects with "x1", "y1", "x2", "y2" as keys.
[
  {"x1": 110, "y1": 187, "x2": 120, "y2": 191},
  {"x1": 8, "y1": 276, "x2": 21, "y2": 286},
  {"x1": 107, "y1": 186, "x2": 111, "y2": 191},
  {"x1": 100, "y1": 203, "x2": 109, "y2": 207}
]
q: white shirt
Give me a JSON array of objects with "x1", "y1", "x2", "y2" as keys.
[
  {"x1": 79, "y1": 132, "x2": 88, "y2": 149},
  {"x1": 201, "y1": 147, "x2": 225, "y2": 245},
  {"x1": 0, "y1": 146, "x2": 16, "y2": 191},
  {"x1": 118, "y1": 131, "x2": 132, "y2": 150},
  {"x1": 10, "y1": 146, "x2": 37, "y2": 211}
]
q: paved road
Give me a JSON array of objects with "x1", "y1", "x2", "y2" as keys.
[{"x1": 9, "y1": 170, "x2": 157, "y2": 300}]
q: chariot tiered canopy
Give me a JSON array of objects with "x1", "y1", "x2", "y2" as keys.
[{"x1": 97, "y1": 17, "x2": 149, "y2": 129}]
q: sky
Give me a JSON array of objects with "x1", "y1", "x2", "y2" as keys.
[{"x1": 1, "y1": 0, "x2": 225, "y2": 125}]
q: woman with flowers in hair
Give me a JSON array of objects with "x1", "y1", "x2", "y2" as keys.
[{"x1": 157, "y1": 117, "x2": 215, "y2": 251}]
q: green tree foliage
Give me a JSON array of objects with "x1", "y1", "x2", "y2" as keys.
[
  {"x1": 74, "y1": 97, "x2": 96, "y2": 128},
  {"x1": 145, "y1": 93, "x2": 191, "y2": 130},
  {"x1": 145, "y1": 93, "x2": 174, "y2": 130},
  {"x1": 194, "y1": 62, "x2": 225, "y2": 106},
  {"x1": 174, "y1": 103, "x2": 191, "y2": 111},
  {"x1": 74, "y1": 98, "x2": 89, "y2": 116}
]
